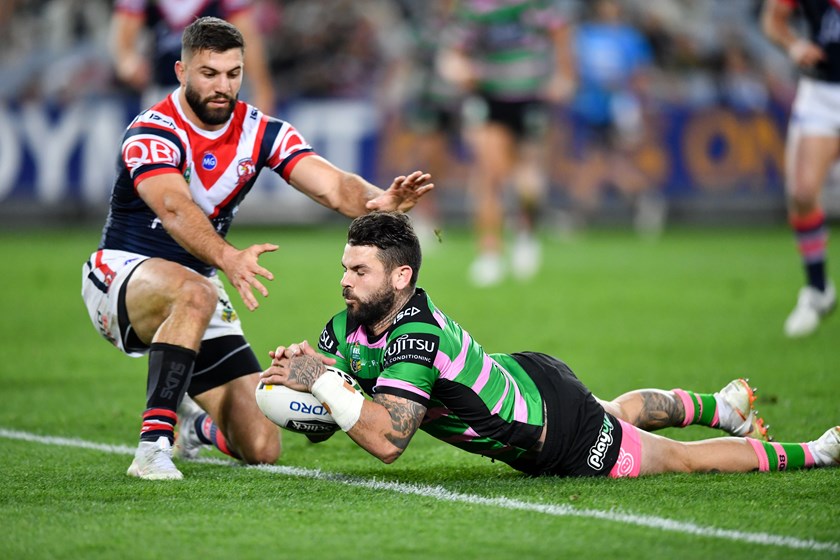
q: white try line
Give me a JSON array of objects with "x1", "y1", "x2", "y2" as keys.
[{"x1": 1, "y1": 427, "x2": 837, "y2": 554}]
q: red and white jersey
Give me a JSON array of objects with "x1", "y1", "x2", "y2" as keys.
[
  {"x1": 781, "y1": 0, "x2": 840, "y2": 82},
  {"x1": 99, "y1": 89, "x2": 315, "y2": 276}
]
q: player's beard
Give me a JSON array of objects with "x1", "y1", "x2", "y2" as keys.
[
  {"x1": 344, "y1": 282, "x2": 396, "y2": 328},
  {"x1": 184, "y1": 82, "x2": 236, "y2": 125}
]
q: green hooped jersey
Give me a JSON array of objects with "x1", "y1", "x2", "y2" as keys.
[{"x1": 317, "y1": 288, "x2": 545, "y2": 466}]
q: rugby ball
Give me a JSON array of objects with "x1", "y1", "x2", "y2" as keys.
[{"x1": 256, "y1": 379, "x2": 338, "y2": 435}]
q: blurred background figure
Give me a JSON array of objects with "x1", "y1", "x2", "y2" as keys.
[
  {"x1": 565, "y1": 0, "x2": 660, "y2": 235},
  {"x1": 437, "y1": 0, "x2": 575, "y2": 287},
  {"x1": 762, "y1": 0, "x2": 839, "y2": 338},
  {"x1": 109, "y1": 0, "x2": 275, "y2": 113},
  {"x1": 0, "y1": 0, "x2": 112, "y2": 103},
  {"x1": 376, "y1": 0, "x2": 464, "y2": 252}
]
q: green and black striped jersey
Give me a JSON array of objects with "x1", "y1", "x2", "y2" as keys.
[{"x1": 317, "y1": 288, "x2": 545, "y2": 465}]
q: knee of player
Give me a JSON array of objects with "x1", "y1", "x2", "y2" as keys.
[
  {"x1": 239, "y1": 434, "x2": 282, "y2": 465},
  {"x1": 787, "y1": 189, "x2": 820, "y2": 214},
  {"x1": 177, "y1": 277, "x2": 218, "y2": 319}
]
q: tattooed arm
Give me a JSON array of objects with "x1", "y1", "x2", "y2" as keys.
[
  {"x1": 261, "y1": 343, "x2": 427, "y2": 463},
  {"x1": 346, "y1": 393, "x2": 427, "y2": 464}
]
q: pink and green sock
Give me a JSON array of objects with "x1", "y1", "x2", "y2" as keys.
[
  {"x1": 672, "y1": 389, "x2": 720, "y2": 428},
  {"x1": 747, "y1": 439, "x2": 815, "y2": 471}
]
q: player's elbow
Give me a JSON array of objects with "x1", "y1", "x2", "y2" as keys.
[
  {"x1": 378, "y1": 450, "x2": 402, "y2": 464},
  {"x1": 366, "y1": 439, "x2": 405, "y2": 464}
]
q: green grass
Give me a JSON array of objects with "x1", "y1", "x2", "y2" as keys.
[{"x1": 1, "y1": 224, "x2": 838, "y2": 559}]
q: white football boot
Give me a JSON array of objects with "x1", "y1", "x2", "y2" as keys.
[
  {"x1": 714, "y1": 378, "x2": 771, "y2": 441},
  {"x1": 173, "y1": 395, "x2": 210, "y2": 461},
  {"x1": 127, "y1": 436, "x2": 183, "y2": 480},
  {"x1": 784, "y1": 282, "x2": 836, "y2": 338},
  {"x1": 808, "y1": 426, "x2": 840, "y2": 467},
  {"x1": 469, "y1": 252, "x2": 505, "y2": 288},
  {"x1": 511, "y1": 233, "x2": 542, "y2": 282}
]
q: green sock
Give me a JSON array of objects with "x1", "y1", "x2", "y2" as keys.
[
  {"x1": 673, "y1": 389, "x2": 718, "y2": 428},
  {"x1": 748, "y1": 439, "x2": 812, "y2": 471}
]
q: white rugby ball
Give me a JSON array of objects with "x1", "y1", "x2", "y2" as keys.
[{"x1": 256, "y1": 379, "x2": 338, "y2": 435}]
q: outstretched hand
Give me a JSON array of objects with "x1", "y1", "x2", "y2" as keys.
[
  {"x1": 261, "y1": 340, "x2": 337, "y2": 391},
  {"x1": 366, "y1": 170, "x2": 434, "y2": 213},
  {"x1": 222, "y1": 243, "x2": 278, "y2": 311}
]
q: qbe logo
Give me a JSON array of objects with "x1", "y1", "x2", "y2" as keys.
[{"x1": 123, "y1": 139, "x2": 178, "y2": 169}]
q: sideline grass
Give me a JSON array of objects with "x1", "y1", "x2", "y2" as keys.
[{"x1": 0, "y1": 224, "x2": 838, "y2": 559}]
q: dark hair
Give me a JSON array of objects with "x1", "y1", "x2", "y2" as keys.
[
  {"x1": 348, "y1": 212, "x2": 421, "y2": 287},
  {"x1": 182, "y1": 17, "x2": 244, "y2": 58}
]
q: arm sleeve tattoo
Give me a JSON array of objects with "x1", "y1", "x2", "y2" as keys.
[{"x1": 373, "y1": 393, "x2": 427, "y2": 451}]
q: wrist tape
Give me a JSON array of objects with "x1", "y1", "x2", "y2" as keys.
[{"x1": 311, "y1": 369, "x2": 365, "y2": 431}]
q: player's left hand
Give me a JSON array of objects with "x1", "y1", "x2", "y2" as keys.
[
  {"x1": 366, "y1": 170, "x2": 434, "y2": 213},
  {"x1": 262, "y1": 341, "x2": 336, "y2": 391}
]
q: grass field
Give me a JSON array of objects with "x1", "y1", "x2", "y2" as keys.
[{"x1": 1, "y1": 223, "x2": 838, "y2": 559}]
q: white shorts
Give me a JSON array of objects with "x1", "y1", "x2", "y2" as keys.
[
  {"x1": 81, "y1": 249, "x2": 245, "y2": 357},
  {"x1": 790, "y1": 77, "x2": 840, "y2": 136}
]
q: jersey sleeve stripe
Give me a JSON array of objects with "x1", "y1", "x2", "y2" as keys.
[
  {"x1": 259, "y1": 118, "x2": 282, "y2": 166},
  {"x1": 126, "y1": 125, "x2": 183, "y2": 149},
  {"x1": 132, "y1": 165, "x2": 181, "y2": 187},
  {"x1": 373, "y1": 384, "x2": 431, "y2": 408},
  {"x1": 375, "y1": 378, "x2": 431, "y2": 400},
  {"x1": 275, "y1": 149, "x2": 314, "y2": 180}
]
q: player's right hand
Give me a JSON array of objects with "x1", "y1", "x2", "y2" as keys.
[
  {"x1": 788, "y1": 39, "x2": 825, "y2": 68},
  {"x1": 222, "y1": 243, "x2": 278, "y2": 311}
]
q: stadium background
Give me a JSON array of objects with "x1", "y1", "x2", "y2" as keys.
[
  {"x1": 3, "y1": 0, "x2": 840, "y2": 228},
  {"x1": 1, "y1": 3, "x2": 839, "y2": 558}
]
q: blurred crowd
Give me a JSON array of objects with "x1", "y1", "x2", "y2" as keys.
[
  {"x1": 0, "y1": 0, "x2": 797, "y2": 109},
  {"x1": 1, "y1": 0, "x2": 810, "y2": 234}
]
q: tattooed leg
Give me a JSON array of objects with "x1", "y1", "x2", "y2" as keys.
[{"x1": 598, "y1": 389, "x2": 686, "y2": 431}]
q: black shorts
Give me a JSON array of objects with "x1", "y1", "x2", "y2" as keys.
[
  {"x1": 470, "y1": 95, "x2": 550, "y2": 140},
  {"x1": 510, "y1": 352, "x2": 622, "y2": 477},
  {"x1": 189, "y1": 334, "x2": 262, "y2": 396}
]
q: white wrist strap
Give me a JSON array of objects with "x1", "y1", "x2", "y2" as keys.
[{"x1": 311, "y1": 369, "x2": 365, "y2": 431}]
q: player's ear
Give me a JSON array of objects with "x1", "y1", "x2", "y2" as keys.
[
  {"x1": 175, "y1": 60, "x2": 186, "y2": 84},
  {"x1": 393, "y1": 265, "x2": 412, "y2": 291}
]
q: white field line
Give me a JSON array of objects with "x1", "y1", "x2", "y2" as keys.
[{"x1": 1, "y1": 427, "x2": 837, "y2": 554}]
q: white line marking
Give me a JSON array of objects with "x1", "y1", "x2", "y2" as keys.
[{"x1": 2, "y1": 427, "x2": 837, "y2": 554}]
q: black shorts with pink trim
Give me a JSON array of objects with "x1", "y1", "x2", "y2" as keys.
[{"x1": 509, "y1": 352, "x2": 622, "y2": 477}]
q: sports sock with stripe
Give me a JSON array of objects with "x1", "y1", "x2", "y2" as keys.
[
  {"x1": 791, "y1": 209, "x2": 828, "y2": 292},
  {"x1": 192, "y1": 413, "x2": 240, "y2": 459},
  {"x1": 747, "y1": 439, "x2": 815, "y2": 471},
  {"x1": 672, "y1": 389, "x2": 719, "y2": 428},
  {"x1": 141, "y1": 343, "x2": 196, "y2": 444}
]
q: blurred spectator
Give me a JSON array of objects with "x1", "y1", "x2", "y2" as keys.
[
  {"x1": 377, "y1": 0, "x2": 464, "y2": 251},
  {"x1": 265, "y1": 0, "x2": 404, "y2": 103},
  {"x1": 438, "y1": 0, "x2": 574, "y2": 287},
  {"x1": 717, "y1": 38, "x2": 771, "y2": 112},
  {"x1": 761, "y1": 0, "x2": 839, "y2": 338},
  {"x1": 0, "y1": 0, "x2": 112, "y2": 103},
  {"x1": 566, "y1": 0, "x2": 662, "y2": 234},
  {"x1": 109, "y1": 0, "x2": 275, "y2": 112}
]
